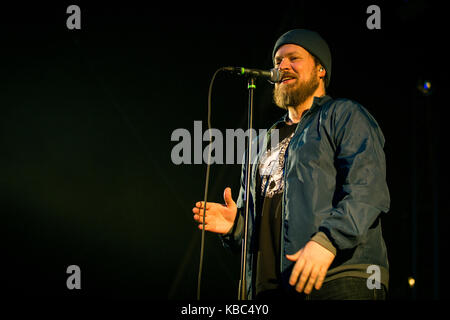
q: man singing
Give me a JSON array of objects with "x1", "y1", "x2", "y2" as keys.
[{"x1": 192, "y1": 29, "x2": 390, "y2": 300}]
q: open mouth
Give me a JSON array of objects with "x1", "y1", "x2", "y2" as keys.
[{"x1": 280, "y1": 74, "x2": 297, "y2": 84}]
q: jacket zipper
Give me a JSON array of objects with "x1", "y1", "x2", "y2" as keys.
[{"x1": 280, "y1": 108, "x2": 312, "y2": 274}]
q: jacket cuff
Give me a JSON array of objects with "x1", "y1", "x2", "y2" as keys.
[
  {"x1": 220, "y1": 208, "x2": 243, "y2": 241},
  {"x1": 311, "y1": 231, "x2": 337, "y2": 256}
]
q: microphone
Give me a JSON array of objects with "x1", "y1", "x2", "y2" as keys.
[{"x1": 223, "y1": 66, "x2": 282, "y2": 83}]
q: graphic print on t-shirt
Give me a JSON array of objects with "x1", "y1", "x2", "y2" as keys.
[{"x1": 259, "y1": 130, "x2": 296, "y2": 198}]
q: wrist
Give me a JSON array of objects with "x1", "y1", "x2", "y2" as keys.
[{"x1": 311, "y1": 231, "x2": 337, "y2": 256}]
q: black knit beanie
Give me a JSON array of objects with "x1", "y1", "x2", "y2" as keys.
[{"x1": 272, "y1": 29, "x2": 332, "y2": 86}]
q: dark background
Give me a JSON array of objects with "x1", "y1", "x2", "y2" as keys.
[{"x1": 0, "y1": 0, "x2": 445, "y2": 300}]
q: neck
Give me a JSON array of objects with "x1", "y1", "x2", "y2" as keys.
[{"x1": 287, "y1": 87, "x2": 325, "y2": 124}]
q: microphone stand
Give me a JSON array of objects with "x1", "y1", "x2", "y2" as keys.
[{"x1": 238, "y1": 77, "x2": 256, "y2": 300}]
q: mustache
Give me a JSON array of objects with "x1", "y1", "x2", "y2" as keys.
[
  {"x1": 280, "y1": 72, "x2": 298, "y2": 80},
  {"x1": 275, "y1": 72, "x2": 299, "y2": 85}
]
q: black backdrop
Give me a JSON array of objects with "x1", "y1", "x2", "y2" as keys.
[{"x1": 0, "y1": 1, "x2": 446, "y2": 301}]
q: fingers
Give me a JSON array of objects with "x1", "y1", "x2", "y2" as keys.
[
  {"x1": 195, "y1": 215, "x2": 215, "y2": 232},
  {"x1": 192, "y1": 207, "x2": 205, "y2": 215},
  {"x1": 287, "y1": 241, "x2": 335, "y2": 294},
  {"x1": 288, "y1": 253, "x2": 326, "y2": 294},
  {"x1": 195, "y1": 201, "x2": 211, "y2": 210},
  {"x1": 192, "y1": 199, "x2": 235, "y2": 234},
  {"x1": 314, "y1": 268, "x2": 327, "y2": 291},
  {"x1": 290, "y1": 264, "x2": 327, "y2": 294},
  {"x1": 193, "y1": 203, "x2": 212, "y2": 231},
  {"x1": 303, "y1": 265, "x2": 320, "y2": 294},
  {"x1": 295, "y1": 262, "x2": 312, "y2": 293},
  {"x1": 223, "y1": 187, "x2": 236, "y2": 208},
  {"x1": 290, "y1": 260, "x2": 319, "y2": 294},
  {"x1": 193, "y1": 214, "x2": 209, "y2": 224},
  {"x1": 192, "y1": 205, "x2": 210, "y2": 217},
  {"x1": 289, "y1": 255, "x2": 305, "y2": 286},
  {"x1": 197, "y1": 223, "x2": 209, "y2": 231},
  {"x1": 192, "y1": 201, "x2": 214, "y2": 232},
  {"x1": 192, "y1": 201, "x2": 214, "y2": 218},
  {"x1": 286, "y1": 250, "x2": 302, "y2": 262}
]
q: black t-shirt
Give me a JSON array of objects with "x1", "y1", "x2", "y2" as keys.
[{"x1": 255, "y1": 121, "x2": 298, "y2": 296}]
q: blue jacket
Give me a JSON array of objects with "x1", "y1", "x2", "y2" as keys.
[{"x1": 222, "y1": 95, "x2": 390, "y2": 299}]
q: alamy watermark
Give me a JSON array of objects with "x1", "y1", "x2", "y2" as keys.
[
  {"x1": 366, "y1": 4, "x2": 381, "y2": 30},
  {"x1": 66, "y1": 5, "x2": 81, "y2": 30},
  {"x1": 366, "y1": 264, "x2": 381, "y2": 289},
  {"x1": 171, "y1": 121, "x2": 279, "y2": 165},
  {"x1": 66, "y1": 264, "x2": 81, "y2": 290}
]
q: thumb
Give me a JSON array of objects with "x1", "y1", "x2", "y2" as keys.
[
  {"x1": 286, "y1": 249, "x2": 302, "y2": 261},
  {"x1": 223, "y1": 187, "x2": 236, "y2": 208}
]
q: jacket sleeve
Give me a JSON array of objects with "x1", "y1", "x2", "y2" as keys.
[
  {"x1": 318, "y1": 101, "x2": 390, "y2": 251},
  {"x1": 220, "y1": 207, "x2": 244, "y2": 252}
]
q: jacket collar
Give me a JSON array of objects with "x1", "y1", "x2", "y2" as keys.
[{"x1": 280, "y1": 94, "x2": 333, "y2": 123}]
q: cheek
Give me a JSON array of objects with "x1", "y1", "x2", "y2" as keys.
[
  {"x1": 289, "y1": 63, "x2": 300, "y2": 73},
  {"x1": 291, "y1": 60, "x2": 314, "y2": 77},
  {"x1": 291, "y1": 64, "x2": 307, "y2": 78}
]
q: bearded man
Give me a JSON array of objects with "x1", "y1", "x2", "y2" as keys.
[{"x1": 193, "y1": 29, "x2": 390, "y2": 300}]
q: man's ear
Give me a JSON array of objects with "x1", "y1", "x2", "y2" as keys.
[{"x1": 318, "y1": 66, "x2": 326, "y2": 78}]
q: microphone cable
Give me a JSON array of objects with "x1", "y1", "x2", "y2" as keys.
[{"x1": 197, "y1": 67, "x2": 226, "y2": 300}]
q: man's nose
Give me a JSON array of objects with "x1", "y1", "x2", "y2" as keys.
[{"x1": 278, "y1": 57, "x2": 291, "y2": 71}]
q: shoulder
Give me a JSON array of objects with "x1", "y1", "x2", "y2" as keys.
[
  {"x1": 322, "y1": 98, "x2": 365, "y2": 115},
  {"x1": 321, "y1": 98, "x2": 380, "y2": 129}
]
